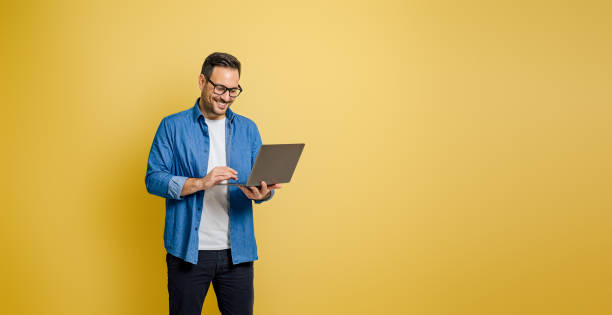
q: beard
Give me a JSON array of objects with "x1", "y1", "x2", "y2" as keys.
[{"x1": 199, "y1": 93, "x2": 230, "y2": 118}]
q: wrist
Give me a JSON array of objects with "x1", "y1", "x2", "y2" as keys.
[
  {"x1": 260, "y1": 191, "x2": 271, "y2": 200},
  {"x1": 197, "y1": 178, "x2": 207, "y2": 191}
]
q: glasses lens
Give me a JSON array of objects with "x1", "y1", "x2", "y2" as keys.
[
  {"x1": 229, "y1": 89, "x2": 241, "y2": 97},
  {"x1": 214, "y1": 86, "x2": 226, "y2": 95}
]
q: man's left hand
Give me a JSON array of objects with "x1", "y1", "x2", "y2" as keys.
[{"x1": 239, "y1": 181, "x2": 282, "y2": 200}]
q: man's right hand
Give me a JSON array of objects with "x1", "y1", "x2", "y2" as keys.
[
  {"x1": 179, "y1": 167, "x2": 238, "y2": 197},
  {"x1": 200, "y1": 166, "x2": 238, "y2": 190}
]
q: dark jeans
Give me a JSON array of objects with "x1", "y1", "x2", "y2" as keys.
[{"x1": 166, "y1": 249, "x2": 254, "y2": 315}]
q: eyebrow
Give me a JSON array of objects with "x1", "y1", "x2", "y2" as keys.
[{"x1": 210, "y1": 79, "x2": 240, "y2": 89}]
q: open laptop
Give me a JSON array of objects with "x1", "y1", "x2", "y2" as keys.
[{"x1": 219, "y1": 143, "x2": 305, "y2": 187}]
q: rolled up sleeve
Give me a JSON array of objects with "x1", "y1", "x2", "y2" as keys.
[
  {"x1": 145, "y1": 118, "x2": 184, "y2": 200},
  {"x1": 167, "y1": 176, "x2": 188, "y2": 200}
]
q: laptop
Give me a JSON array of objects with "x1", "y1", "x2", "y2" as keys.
[{"x1": 219, "y1": 143, "x2": 305, "y2": 187}]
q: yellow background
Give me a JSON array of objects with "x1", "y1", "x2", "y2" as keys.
[{"x1": 1, "y1": 0, "x2": 611, "y2": 314}]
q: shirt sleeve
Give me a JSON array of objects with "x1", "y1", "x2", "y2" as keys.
[
  {"x1": 145, "y1": 118, "x2": 185, "y2": 200},
  {"x1": 167, "y1": 176, "x2": 188, "y2": 200}
]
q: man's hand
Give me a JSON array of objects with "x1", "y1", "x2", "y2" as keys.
[
  {"x1": 201, "y1": 166, "x2": 238, "y2": 190},
  {"x1": 179, "y1": 167, "x2": 238, "y2": 197},
  {"x1": 239, "y1": 181, "x2": 282, "y2": 201}
]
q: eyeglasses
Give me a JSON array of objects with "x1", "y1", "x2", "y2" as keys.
[{"x1": 206, "y1": 78, "x2": 243, "y2": 98}]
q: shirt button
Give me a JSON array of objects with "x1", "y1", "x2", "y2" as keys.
[
  {"x1": 194, "y1": 227, "x2": 198, "y2": 231},
  {"x1": 197, "y1": 207, "x2": 201, "y2": 211}
]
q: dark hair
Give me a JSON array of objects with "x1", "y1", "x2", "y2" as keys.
[{"x1": 201, "y1": 52, "x2": 241, "y2": 79}]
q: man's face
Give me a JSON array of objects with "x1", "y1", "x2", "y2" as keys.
[{"x1": 198, "y1": 66, "x2": 240, "y2": 120}]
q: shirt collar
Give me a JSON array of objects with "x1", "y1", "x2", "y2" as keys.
[{"x1": 192, "y1": 97, "x2": 235, "y2": 123}]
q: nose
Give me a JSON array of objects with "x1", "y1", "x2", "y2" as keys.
[{"x1": 221, "y1": 90, "x2": 232, "y2": 102}]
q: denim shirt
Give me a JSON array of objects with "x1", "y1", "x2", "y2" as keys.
[{"x1": 145, "y1": 98, "x2": 274, "y2": 265}]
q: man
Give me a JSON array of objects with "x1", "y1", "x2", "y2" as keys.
[{"x1": 145, "y1": 52, "x2": 281, "y2": 315}]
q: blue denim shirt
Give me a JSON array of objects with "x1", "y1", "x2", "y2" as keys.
[{"x1": 145, "y1": 98, "x2": 274, "y2": 265}]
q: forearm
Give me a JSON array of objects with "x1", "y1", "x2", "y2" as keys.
[{"x1": 180, "y1": 178, "x2": 204, "y2": 197}]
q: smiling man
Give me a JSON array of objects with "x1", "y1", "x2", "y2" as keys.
[{"x1": 145, "y1": 52, "x2": 281, "y2": 315}]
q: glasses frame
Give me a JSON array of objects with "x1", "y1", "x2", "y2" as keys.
[{"x1": 205, "y1": 77, "x2": 243, "y2": 98}]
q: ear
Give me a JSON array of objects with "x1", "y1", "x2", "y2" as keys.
[{"x1": 198, "y1": 74, "x2": 206, "y2": 91}]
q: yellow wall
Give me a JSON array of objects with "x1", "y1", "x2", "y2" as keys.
[{"x1": 1, "y1": 0, "x2": 611, "y2": 314}]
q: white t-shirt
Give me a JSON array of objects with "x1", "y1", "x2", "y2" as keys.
[{"x1": 198, "y1": 117, "x2": 231, "y2": 250}]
